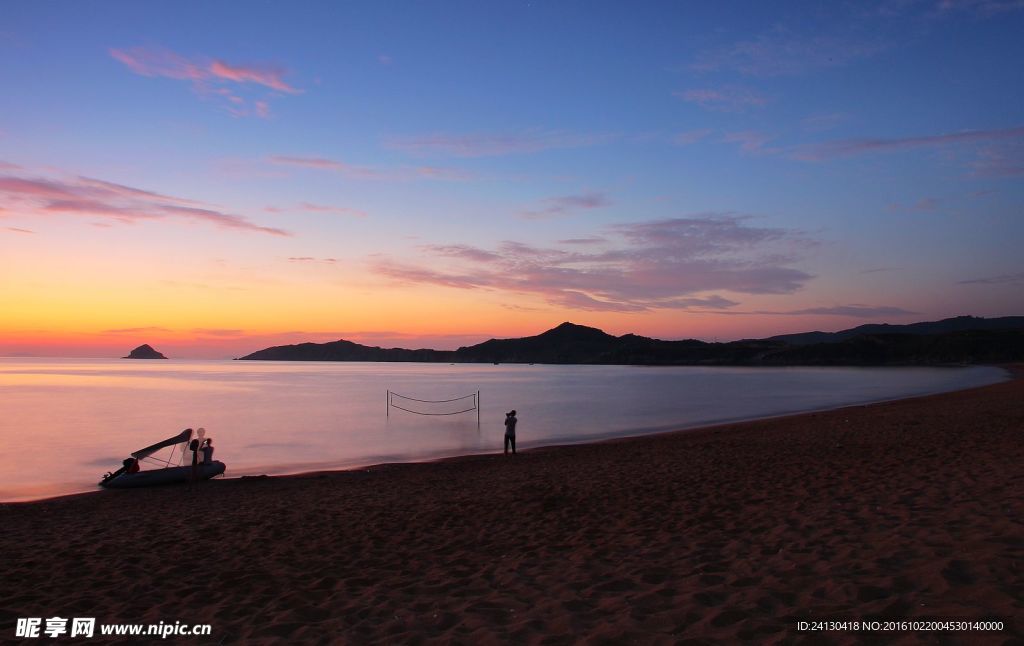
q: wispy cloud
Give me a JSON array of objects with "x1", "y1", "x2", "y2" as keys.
[
  {"x1": 792, "y1": 125, "x2": 1024, "y2": 160},
  {"x1": 970, "y1": 142, "x2": 1024, "y2": 177},
  {"x1": 265, "y1": 155, "x2": 385, "y2": 181},
  {"x1": 385, "y1": 129, "x2": 615, "y2": 157},
  {"x1": 692, "y1": 31, "x2": 889, "y2": 77},
  {"x1": 801, "y1": 113, "x2": 850, "y2": 133},
  {"x1": 959, "y1": 271, "x2": 1024, "y2": 285},
  {"x1": 372, "y1": 214, "x2": 813, "y2": 312},
  {"x1": 723, "y1": 131, "x2": 780, "y2": 156},
  {"x1": 191, "y1": 328, "x2": 246, "y2": 337},
  {"x1": 110, "y1": 47, "x2": 204, "y2": 81},
  {"x1": 297, "y1": 202, "x2": 364, "y2": 216},
  {"x1": 266, "y1": 155, "x2": 468, "y2": 181},
  {"x1": 937, "y1": 0, "x2": 1024, "y2": 16},
  {"x1": 888, "y1": 197, "x2": 940, "y2": 213},
  {"x1": 206, "y1": 60, "x2": 298, "y2": 93},
  {"x1": 413, "y1": 166, "x2": 472, "y2": 180},
  {"x1": 672, "y1": 129, "x2": 713, "y2": 145},
  {"x1": 417, "y1": 244, "x2": 502, "y2": 263},
  {"x1": 265, "y1": 202, "x2": 367, "y2": 218},
  {"x1": 112, "y1": 47, "x2": 299, "y2": 93},
  {"x1": 287, "y1": 257, "x2": 339, "y2": 264},
  {"x1": 772, "y1": 304, "x2": 919, "y2": 317},
  {"x1": 5, "y1": 226, "x2": 34, "y2": 234},
  {"x1": 521, "y1": 192, "x2": 611, "y2": 220},
  {"x1": 0, "y1": 171, "x2": 288, "y2": 236},
  {"x1": 102, "y1": 326, "x2": 174, "y2": 335},
  {"x1": 110, "y1": 46, "x2": 300, "y2": 117},
  {"x1": 674, "y1": 86, "x2": 769, "y2": 112},
  {"x1": 557, "y1": 236, "x2": 607, "y2": 245}
]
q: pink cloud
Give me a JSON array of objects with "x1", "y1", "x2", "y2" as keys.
[
  {"x1": 76, "y1": 176, "x2": 203, "y2": 205},
  {"x1": 792, "y1": 125, "x2": 1024, "y2": 160},
  {"x1": 373, "y1": 262, "x2": 489, "y2": 291},
  {"x1": 42, "y1": 198, "x2": 152, "y2": 221},
  {"x1": 110, "y1": 47, "x2": 206, "y2": 81},
  {"x1": 6, "y1": 227, "x2": 34, "y2": 234},
  {"x1": 208, "y1": 60, "x2": 299, "y2": 93},
  {"x1": 521, "y1": 192, "x2": 612, "y2": 220},
  {"x1": 0, "y1": 170, "x2": 288, "y2": 236},
  {"x1": 675, "y1": 86, "x2": 769, "y2": 112},
  {"x1": 110, "y1": 46, "x2": 300, "y2": 117},
  {"x1": 0, "y1": 176, "x2": 81, "y2": 201},
  {"x1": 372, "y1": 214, "x2": 814, "y2": 312},
  {"x1": 159, "y1": 204, "x2": 288, "y2": 235}
]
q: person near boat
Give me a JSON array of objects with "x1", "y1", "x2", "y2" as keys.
[{"x1": 99, "y1": 427, "x2": 225, "y2": 489}]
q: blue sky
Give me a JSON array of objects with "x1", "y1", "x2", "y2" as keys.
[{"x1": 1, "y1": 1, "x2": 1022, "y2": 356}]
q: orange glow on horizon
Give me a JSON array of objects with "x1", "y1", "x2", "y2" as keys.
[{"x1": 1, "y1": 306, "x2": 867, "y2": 359}]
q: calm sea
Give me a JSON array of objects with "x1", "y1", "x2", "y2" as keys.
[{"x1": 0, "y1": 358, "x2": 1007, "y2": 501}]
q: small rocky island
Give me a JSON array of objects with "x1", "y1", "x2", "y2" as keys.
[{"x1": 122, "y1": 344, "x2": 168, "y2": 359}]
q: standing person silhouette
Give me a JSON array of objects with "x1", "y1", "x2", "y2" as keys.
[
  {"x1": 188, "y1": 427, "x2": 205, "y2": 483},
  {"x1": 504, "y1": 410, "x2": 518, "y2": 455},
  {"x1": 188, "y1": 436, "x2": 200, "y2": 482}
]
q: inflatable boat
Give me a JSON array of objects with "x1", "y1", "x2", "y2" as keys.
[
  {"x1": 101, "y1": 460, "x2": 226, "y2": 488},
  {"x1": 99, "y1": 427, "x2": 226, "y2": 489}
]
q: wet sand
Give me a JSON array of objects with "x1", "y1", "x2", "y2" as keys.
[{"x1": 2, "y1": 367, "x2": 1022, "y2": 644}]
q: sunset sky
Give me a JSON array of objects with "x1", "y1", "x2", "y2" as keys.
[{"x1": 2, "y1": 1, "x2": 1022, "y2": 358}]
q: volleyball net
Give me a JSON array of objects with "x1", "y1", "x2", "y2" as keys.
[{"x1": 387, "y1": 389, "x2": 480, "y2": 425}]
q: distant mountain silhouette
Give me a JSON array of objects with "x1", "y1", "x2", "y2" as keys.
[
  {"x1": 237, "y1": 316, "x2": 1024, "y2": 366},
  {"x1": 235, "y1": 339, "x2": 443, "y2": 362},
  {"x1": 123, "y1": 344, "x2": 168, "y2": 359},
  {"x1": 768, "y1": 315, "x2": 1024, "y2": 345}
]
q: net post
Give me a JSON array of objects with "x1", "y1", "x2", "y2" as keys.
[
  {"x1": 386, "y1": 390, "x2": 389, "y2": 418},
  {"x1": 477, "y1": 390, "x2": 481, "y2": 428}
]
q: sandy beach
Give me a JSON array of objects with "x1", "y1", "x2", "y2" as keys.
[{"x1": 2, "y1": 368, "x2": 1021, "y2": 644}]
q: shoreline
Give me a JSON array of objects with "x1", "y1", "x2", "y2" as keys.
[
  {"x1": 3, "y1": 364, "x2": 1011, "y2": 506},
  {"x1": 2, "y1": 366, "x2": 1021, "y2": 642}
]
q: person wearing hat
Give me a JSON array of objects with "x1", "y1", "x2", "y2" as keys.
[{"x1": 503, "y1": 410, "x2": 518, "y2": 455}]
